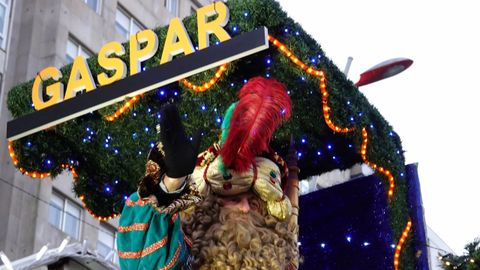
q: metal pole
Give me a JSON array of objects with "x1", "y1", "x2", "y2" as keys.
[{"x1": 344, "y1": 56, "x2": 353, "y2": 76}]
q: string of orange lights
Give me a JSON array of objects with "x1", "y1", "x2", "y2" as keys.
[
  {"x1": 7, "y1": 141, "x2": 51, "y2": 179},
  {"x1": 181, "y1": 63, "x2": 228, "y2": 92},
  {"x1": 360, "y1": 128, "x2": 395, "y2": 200},
  {"x1": 79, "y1": 194, "x2": 120, "y2": 221},
  {"x1": 394, "y1": 219, "x2": 412, "y2": 270},
  {"x1": 268, "y1": 35, "x2": 354, "y2": 134},
  {"x1": 104, "y1": 63, "x2": 229, "y2": 122},
  {"x1": 105, "y1": 94, "x2": 143, "y2": 122}
]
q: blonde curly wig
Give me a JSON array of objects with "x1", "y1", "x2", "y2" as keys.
[{"x1": 182, "y1": 195, "x2": 298, "y2": 270}]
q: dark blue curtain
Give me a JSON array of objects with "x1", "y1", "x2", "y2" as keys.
[
  {"x1": 298, "y1": 174, "x2": 394, "y2": 270},
  {"x1": 406, "y1": 163, "x2": 429, "y2": 270}
]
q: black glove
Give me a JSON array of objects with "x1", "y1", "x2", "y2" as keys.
[{"x1": 159, "y1": 104, "x2": 202, "y2": 178}]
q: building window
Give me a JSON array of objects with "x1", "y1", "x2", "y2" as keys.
[
  {"x1": 115, "y1": 7, "x2": 143, "y2": 41},
  {"x1": 0, "y1": 0, "x2": 11, "y2": 49},
  {"x1": 48, "y1": 192, "x2": 82, "y2": 239},
  {"x1": 97, "y1": 224, "x2": 117, "y2": 262},
  {"x1": 66, "y1": 37, "x2": 93, "y2": 64},
  {"x1": 83, "y1": 0, "x2": 101, "y2": 14},
  {"x1": 165, "y1": 0, "x2": 179, "y2": 16}
]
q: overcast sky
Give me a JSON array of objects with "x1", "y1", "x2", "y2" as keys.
[{"x1": 275, "y1": 0, "x2": 480, "y2": 254}]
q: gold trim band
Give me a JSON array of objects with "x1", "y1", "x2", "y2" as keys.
[
  {"x1": 118, "y1": 236, "x2": 168, "y2": 259},
  {"x1": 118, "y1": 223, "x2": 150, "y2": 233},
  {"x1": 159, "y1": 241, "x2": 182, "y2": 270}
]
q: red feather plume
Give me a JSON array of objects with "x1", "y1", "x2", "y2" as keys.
[{"x1": 219, "y1": 77, "x2": 292, "y2": 172}]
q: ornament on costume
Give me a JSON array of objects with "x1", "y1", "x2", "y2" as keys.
[
  {"x1": 219, "y1": 77, "x2": 291, "y2": 172},
  {"x1": 191, "y1": 77, "x2": 293, "y2": 220}
]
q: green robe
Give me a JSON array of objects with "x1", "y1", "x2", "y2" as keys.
[{"x1": 117, "y1": 192, "x2": 189, "y2": 270}]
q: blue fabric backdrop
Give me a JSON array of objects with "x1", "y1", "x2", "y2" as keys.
[{"x1": 298, "y1": 174, "x2": 394, "y2": 270}]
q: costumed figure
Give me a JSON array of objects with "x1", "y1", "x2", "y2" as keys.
[{"x1": 117, "y1": 77, "x2": 301, "y2": 270}]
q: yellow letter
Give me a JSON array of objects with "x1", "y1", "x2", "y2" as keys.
[
  {"x1": 97, "y1": 41, "x2": 127, "y2": 86},
  {"x1": 197, "y1": 1, "x2": 230, "y2": 50},
  {"x1": 65, "y1": 56, "x2": 96, "y2": 100},
  {"x1": 32, "y1": 67, "x2": 64, "y2": 111},
  {"x1": 129, "y1": 29, "x2": 159, "y2": 75},
  {"x1": 160, "y1": 17, "x2": 195, "y2": 64}
]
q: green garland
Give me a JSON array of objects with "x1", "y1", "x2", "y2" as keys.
[
  {"x1": 440, "y1": 239, "x2": 480, "y2": 270},
  {"x1": 7, "y1": 0, "x2": 414, "y2": 268}
]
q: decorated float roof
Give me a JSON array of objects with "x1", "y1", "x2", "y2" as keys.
[{"x1": 6, "y1": 1, "x2": 413, "y2": 268}]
